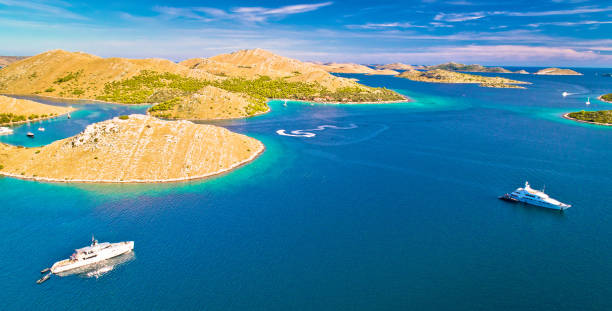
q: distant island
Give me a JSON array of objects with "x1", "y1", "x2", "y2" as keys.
[
  {"x1": 564, "y1": 110, "x2": 612, "y2": 126},
  {"x1": 375, "y1": 63, "x2": 415, "y2": 71},
  {"x1": 598, "y1": 93, "x2": 612, "y2": 104},
  {"x1": 534, "y1": 68, "x2": 582, "y2": 75},
  {"x1": 309, "y1": 62, "x2": 399, "y2": 75},
  {"x1": 515, "y1": 70, "x2": 530, "y2": 74},
  {"x1": 423, "y1": 62, "x2": 512, "y2": 73},
  {"x1": 0, "y1": 49, "x2": 406, "y2": 122},
  {"x1": 0, "y1": 95, "x2": 74, "y2": 125},
  {"x1": 396, "y1": 69, "x2": 529, "y2": 88},
  {"x1": 0, "y1": 115, "x2": 264, "y2": 182},
  {"x1": 0, "y1": 56, "x2": 28, "y2": 68}
]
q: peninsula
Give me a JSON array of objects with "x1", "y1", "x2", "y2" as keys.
[
  {"x1": 309, "y1": 62, "x2": 399, "y2": 75},
  {"x1": 0, "y1": 115, "x2": 264, "y2": 182},
  {"x1": 534, "y1": 68, "x2": 582, "y2": 75},
  {"x1": 0, "y1": 95, "x2": 74, "y2": 125},
  {"x1": 396, "y1": 69, "x2": 529, "y2": 88},
  {"x1": 0, "y1": 49, "x2": 405, "y2": 121},
  {"x1": 564, "y1": 110, "x2": 612, "y2": 126},
  {"x1": 598, "y1": 93, "x2": 612, "y2": 104}
]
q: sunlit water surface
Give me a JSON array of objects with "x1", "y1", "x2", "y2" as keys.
[{"x1": 1, "y1": 69, "x2": 611, "y2": 310}]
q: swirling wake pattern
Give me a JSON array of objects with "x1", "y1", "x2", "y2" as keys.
[{"x1": 276, "y1": 124, "x2": 358, "y2": 138}]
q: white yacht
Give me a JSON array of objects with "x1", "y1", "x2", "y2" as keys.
[
  {"x1": 0, "y1": 126, "x2": 13, "y2": 135},
  {"x1": 50, "y1": 236, "x2": 134, "y2": 274},
  {"x1": 501, "y1": 182, "x2": 571, "y2": 211}
]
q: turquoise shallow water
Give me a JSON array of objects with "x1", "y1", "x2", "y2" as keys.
[{"x1": 1, "y1": 68, "x2": 612, "y2": 310}]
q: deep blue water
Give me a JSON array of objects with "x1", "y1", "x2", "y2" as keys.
[{"x1": 1, "y1": 69, "x2": 611, "y2": 310}]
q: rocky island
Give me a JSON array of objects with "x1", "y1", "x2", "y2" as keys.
[
  {"x1": 0, "y1": 56, "x2": 28, "y2": 68},
  {"x1": 309, "y1": 62, "x2": 399, "y2": 75},
  {"x1": 375, "y1": 63, "x2": 415, "y2": 71},
  {"x1": 0, "y1": 115, "x2": 264, "y2": 182},
  {"x1": 0, "y1": 49, "x2": 406, "y2": 121},
  {"x1": 396, "y1": 69, "x2": 529, "y2": 88},
  {"x1": 0, "y1": 95, "x2": 74, "y2": 125},
  {"x1": 598, "y1": 93, "x2": 612, "y2": 104},
  {"x1": 564, "y1": 110, "x2": 612, "y2": 126},
  {"x1": 534, "y1": 68, "x2": 582, "y2": 75},
  {"x1": 424, "y1": 62, "x2": 512, "y2": 73}
]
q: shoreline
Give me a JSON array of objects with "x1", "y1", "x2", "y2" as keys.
[
  {"x1": 1, "y1": 93, "x2": 152, "y2": 107},
  {"x1": 0, "y1": 141, "x2": 265, "y2": 184},
  {"x1": 0, "y1": 108, "x2": 75, "y2": 127},
  {"x1": 562, "y1": 113, "x2": 612, "y2": 126},
  {"x1": 598, "y1": 95, "x2": 612, "y2": 104}
]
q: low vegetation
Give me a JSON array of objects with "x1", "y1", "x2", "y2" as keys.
[
  {"x1": 96, "y1": 71, "x2": 404, "y2": 117},
  {"x1": 601, "y1": 93, "x2": 612, "y2": 102},
  {"x1": 0, "y1": 112, "x2": 58, "y2": 125},
  {"x1": 567, "y1": 110, "x2": 612, "y2": 125},
  {"x1": 54, "y1": 70, "x2": 82, "y2": 84}
]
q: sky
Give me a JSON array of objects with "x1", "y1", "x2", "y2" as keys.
[{"x1": 0, "y1": 0, "x2": 611, "y2": 66}]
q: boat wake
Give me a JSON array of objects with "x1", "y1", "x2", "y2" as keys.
[{"x1": 276, "y1": 124, "x2": 358, "y2": 138}]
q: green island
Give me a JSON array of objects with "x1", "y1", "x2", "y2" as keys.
[
  {"x1": 96, "y1": 70, "x2": 404, "y2": 117},
  {"x1": 599, "y1": 93, "x2": 612, "y2": 103},
  {"x1": 566, "y1": 110, "x2": 612, "y2": 125}
]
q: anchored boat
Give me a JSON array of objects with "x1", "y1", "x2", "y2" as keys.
[
  {"x1": 50, "y1": 236, "x2": 134, "y2": 274},
  {"x1": 500, "y1": 181, "x2": 571, "y2": 211},
  {"x1": 0, "y1": 126, "x2": 13, "y2": 135}
]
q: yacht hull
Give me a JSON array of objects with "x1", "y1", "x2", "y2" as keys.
[
  {"x1": 51, "y1": 241, "x2": 134, "y2": 274},
  {"x1": 509, "y1": 194, "x2": 570, "y2": 210}
]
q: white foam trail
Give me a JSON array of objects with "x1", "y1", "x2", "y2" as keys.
[{"x1": 276, "y1": 124, "x2": 358, "y2": 138}]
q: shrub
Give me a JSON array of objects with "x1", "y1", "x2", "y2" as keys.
[
  {"x1": 118, "y1": 115, "x2": 129, "y2": 120},
  {"x1": 54, "y1": 70, "x2": 82, "y2": 84},
  {"x1": 44, "y1": 87, "x2": 55, "y2": 92}
]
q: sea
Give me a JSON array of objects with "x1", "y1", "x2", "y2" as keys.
[{"x1": 1, "y1": 68, "x2": 611, "y2": 310}]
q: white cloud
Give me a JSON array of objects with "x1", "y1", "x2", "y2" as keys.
[
  {"x1": 528, "y1": 20, "x2": 612, "y2": 27},
  {"x1": 346, "y1": 22, "x2": 427, "y2": 29},
  {"x1": 434, "y1": 12, "x2": 486, "y2": 22},
  {"x1": 434, "y1": 6, "x2": 612, "y2": 22},
  {"x1": 0, "y1": 0, "x2": 87, "y2": 20},
  {"x1": 504, "y1": 6, "x2": 612, "y2": 16},
  {"x1": 151, "y1": 2, "x2": 333, "y2": 23}
]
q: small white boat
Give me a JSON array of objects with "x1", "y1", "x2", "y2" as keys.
[
  {"x1": 50, "y1": 236, "x2": 134, "y2": 274},
  {"x1": 38, "y1": 127, "x2": 45, "y2": 132},
  {"x1": 562, "y1": 92, "x2": 569, "y2": 97},
  {"x1": 0, "y1": 126, "x2": 13, "y2": 135},
  {"x1": 501, "y1": 181, "x2": 571, "y2": 211},
  {"x1": 586, "y1": 97, "x2": 591, "y2": 105},
  {"x1": 27, "y1": 132, "x2": 34, "y2": 138}
]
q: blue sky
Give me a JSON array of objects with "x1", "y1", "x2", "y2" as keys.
[{"x1": 0, "y1": 0, "x2": 611, "y2": 66}]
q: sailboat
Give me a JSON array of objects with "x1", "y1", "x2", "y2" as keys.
[
  {"x1": 586, "y1": 97, "x2": 591, "y2": 105},
  {"x1": 283, "y1": 100, "x2": 287, "y2": 107}
]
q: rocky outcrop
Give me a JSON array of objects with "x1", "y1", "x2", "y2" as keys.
[
  {"x1": 425, "y1": 62, "x2": 512, "y2": 73},
  {"x1": 396, "y1": 69, "x2": 529, "y2": 88},
  {"x1": 534, "y1": 68, "x2": 582, "y2": 75},
  {"x1": 0, "y1": 115, "x2": 264, "y2": 182}
]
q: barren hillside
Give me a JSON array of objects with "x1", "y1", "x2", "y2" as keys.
[{"x1": 0, "y1": 114, "x2": 263, "y2": 182}]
